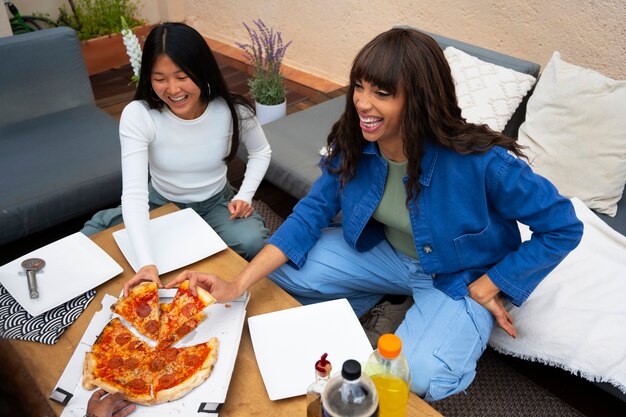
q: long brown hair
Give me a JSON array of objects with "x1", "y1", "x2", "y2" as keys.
[{"x1": 323, "y1": 28, "x2": 525, "y2": 201}]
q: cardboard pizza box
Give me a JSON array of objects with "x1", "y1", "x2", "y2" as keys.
[{"x1": 53, "y1": 289, "x2": 249, "y2": 416}]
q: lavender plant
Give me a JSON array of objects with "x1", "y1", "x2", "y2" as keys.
[{"x1": 237, "y1": 19, "x2": 292, "y2": 106}]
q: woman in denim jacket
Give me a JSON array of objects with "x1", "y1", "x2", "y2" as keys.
[{"x1": 168, "y1": 28, "x2": 583, "y2": 400}]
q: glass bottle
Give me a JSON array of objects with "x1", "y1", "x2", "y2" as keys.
[
  {"x1": 364, "y1": 334, "x2": 411, "y2": 417},
  {"x1": 321, "y1": 359, "x2": 379, "y2": 417},
  {"x1": 307, "y1": 353, "x2": 332, "y2": 417}
]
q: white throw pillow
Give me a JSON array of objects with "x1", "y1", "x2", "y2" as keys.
[
  {"x1": 444, "y1": 46, "x2": 536, "y2": 132},
  {"x1": 517, "y1": 51, "x2": 626, "y2": 217}
]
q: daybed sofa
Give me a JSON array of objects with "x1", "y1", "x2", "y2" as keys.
[
  {"x1": 0, "y1": 27, "x2": 121, "y2": 246},
  {"x1": 240, "y1": 27, "x2": 626, "y2": 399}
]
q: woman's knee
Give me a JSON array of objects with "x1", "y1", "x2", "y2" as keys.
[
  {"x1": 231, "y1": 232, "x2": 267, "y2": 260},
  {"x1": 221, "y1": 220, "x2": 269, "y2": 260},
  {"x1": 409, "y1": 357, "x2": 476, "y2": 401}
]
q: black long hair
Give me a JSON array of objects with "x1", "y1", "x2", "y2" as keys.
[
  {"x1": 135, "y1": 22, "x2": 253, "y2": 161},
  {"x1": 324, "y1": 28, "x2": 525, "y2": 201}
]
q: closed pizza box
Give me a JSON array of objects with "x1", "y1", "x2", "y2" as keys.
[{"x1": 53, "y1": 289, "x2": 249, "y2": 416}]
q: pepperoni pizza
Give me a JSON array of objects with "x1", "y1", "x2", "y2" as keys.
[{"x1": 83, "y1": 281, "x2": 219, "y2": 405}]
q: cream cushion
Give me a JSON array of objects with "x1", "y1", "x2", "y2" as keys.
[
  {"x1": 444, "y1": 46, "x2": 536, "y2": 132},
  {"x1": 517, "y1": 52, "x2": 626, "y2": 217}
]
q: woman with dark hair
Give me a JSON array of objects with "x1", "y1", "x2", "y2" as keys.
[
  {"x1": 83, "y1": 22, "x2": 271, "y2": 289},
  {"x1": 165, "y1": 28, "x2": 583, "y2": 400}
]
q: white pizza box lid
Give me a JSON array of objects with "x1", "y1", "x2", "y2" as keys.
[
  {"x1": 113, "y1": 208, "x2": 228, "y2": 274},
  {"x1": 54, "y1": 288, "x2": 249, "y2": 416},
  {"x1": 0, "y1": 232, "x2": 123, "y2": 317}
]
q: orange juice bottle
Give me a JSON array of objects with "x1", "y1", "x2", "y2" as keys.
[{"x1": 364, "y1": 334, "x2": 411, "y2": 417}]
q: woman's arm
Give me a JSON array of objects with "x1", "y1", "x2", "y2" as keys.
[
  {"x1": 166, "y1": 244, "x2": 288, "y2": 302},
  {"x1": 119, "y1": 102, "x2": 161, "y2": 291},
  {"x1": 232, "y1": 111, "x2": 271, "y2": 204},
  {"x1": 484, "y1": 156, "x2": 583, "y2": 306}
]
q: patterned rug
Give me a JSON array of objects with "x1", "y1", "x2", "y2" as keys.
[{"x1": 253, "y1": 199, "x2": 586, "y2": 417}]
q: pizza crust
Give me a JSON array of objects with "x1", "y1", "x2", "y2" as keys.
[
  {"x1": 179, "y1": 280, "x2": 216, "y2": 307},
  {"x1": 82, "y1": 352, "x2": 98, "y2": 390},
  {"x1": 154, "y1": 337, "x2": 219, "y2": 404},
  {"x1": 94, "y1": 378, "x2": 154, "y2": 406}
]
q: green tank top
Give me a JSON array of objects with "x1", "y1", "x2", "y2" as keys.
[{"x1": 372, "y1": 156, "x2": 419, "y2": 259}]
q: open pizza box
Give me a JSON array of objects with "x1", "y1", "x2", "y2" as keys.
[{"x1": 52, "y1": 288, "x2": 249, "y2": 416}]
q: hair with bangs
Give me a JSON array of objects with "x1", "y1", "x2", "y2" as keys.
[
  {"x1": 323, "y1": 28, "x2": 525, "y2": 201},
  {"x1": 135, "y1": 22, "x2": 253, "y2": 162}
]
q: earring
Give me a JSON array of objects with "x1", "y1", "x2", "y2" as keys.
[
  {"x1": 207, "y1": 83, "x2": 212, "y2": 96},
  {"x1": 150, "y1": 89, "x2": 161, "y2": 101}
]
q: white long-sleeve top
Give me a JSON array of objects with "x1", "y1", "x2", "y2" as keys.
[{"x1": 120, "y1": 98, "x2": 271, "y2": 268}]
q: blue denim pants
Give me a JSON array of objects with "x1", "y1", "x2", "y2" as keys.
[
  {"x1": 82, "y1": 184, "x2": 269, "y2": 261},
  {"x1": 269, "y1": 227, "x2": 494, "y2": 401}
]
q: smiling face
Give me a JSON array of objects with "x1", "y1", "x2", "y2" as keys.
[
  {"x1": 150, "y1": 54, "x2": 206, "y2": 120},
  {"x1": 353, "y1": 79, "x2": 406, "y2": 154}
]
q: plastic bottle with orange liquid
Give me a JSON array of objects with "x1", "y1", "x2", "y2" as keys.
[{"x1": 364, "y1": 334, "x2": 411, "y2": 417}]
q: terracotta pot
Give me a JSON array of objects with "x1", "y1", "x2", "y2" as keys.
[{"x1": 81, "y1": 24, "x2": 153, "y2": 76}]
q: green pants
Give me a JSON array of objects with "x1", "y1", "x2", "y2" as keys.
[{"x1": 82, "y1": 183, "x2": 269, "y2": 261}]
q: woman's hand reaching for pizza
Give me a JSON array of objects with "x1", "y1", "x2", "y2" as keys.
[
  {"x1": 123, "y1": 264, "x2": 161, "y2": 297},
  {"x1": 166, "y1": 271, "x2": 244, "y2": 303},
  {"x1": 86, "y1": 389, "x2": 136, "y2": 417},
  {"x1": 228, "y1": 199, "x2": 254, "y2": 220}
]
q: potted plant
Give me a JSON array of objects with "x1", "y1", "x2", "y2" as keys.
[
  {"x1": 56, "y1": 0, "x2": 149, "y2": 75},
  {"x1": 237, "y1": 19, "x2": 292, "y2": 124}
]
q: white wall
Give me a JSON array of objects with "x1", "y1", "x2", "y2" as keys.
[
  {"x1": 185, "y1": 0, "x2": 626, "y2": 84},
  {"x1": 0, "y1": 4, "x2": 11, "y2": 37}
]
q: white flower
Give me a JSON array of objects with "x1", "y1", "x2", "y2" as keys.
[{"x1": 122, "y1": 27, "x2": 142, "y2": 78}]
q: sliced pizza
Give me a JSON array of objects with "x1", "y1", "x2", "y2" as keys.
[
  {"x1": 83, "y1": 319, "x2": 155, "y2": 405},
  {"x1": 111, "y1": 281, "x2": 161, "y2": 340},
  {"x1": 151, "y1": 337, "x2": 219, "y2": 404},
  {"x1": 88, "y1": 318, "x2": 151, "y2": 358},
  {"x1": 157, "y1": 281, "x2": 215, "y2": 349},
  {"x1": 157, "y1": 303, "x2": 206, "y2": 349},
  {"x1": 84, "y1": 351, "x2": 155, "y2": 406}
]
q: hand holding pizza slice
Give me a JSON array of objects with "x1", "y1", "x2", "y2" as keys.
[{"x1": 157, "y1": 280, "x2": 216, "y2": 349}]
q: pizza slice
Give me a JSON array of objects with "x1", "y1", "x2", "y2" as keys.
[
  {"x1": 157, "y1": 303, "x2": 206, "y2": 349},
  {"x1": 84, "y1": 351, "x2": 155, "y2": 406},
  {"x1": 148, "y1": 337, "x2": 219, "y2": 404},
  {"x1": 89, "y1": 318, "x2": 151, "y2": 358},
  {"x1": 111, "y1": 282, "x2": 161, "y2": 340},
  {"x1": 83, "y1": 319, "x2": 156, "y2": 405},
  {"x1": 157, "y1": 280, "x2": 215, "y2": 349}
]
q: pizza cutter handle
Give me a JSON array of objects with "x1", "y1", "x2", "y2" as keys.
[{"x1": 26, "y1": 269, "x2": 39, "y2": 299}]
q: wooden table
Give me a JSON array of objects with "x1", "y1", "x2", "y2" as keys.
[{"x1": 9, "y1": 204, "x2": 442, "y2": 417}]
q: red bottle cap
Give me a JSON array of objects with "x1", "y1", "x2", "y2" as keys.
[{"x1": 315, "y1": 353, "x2": 332, "y2": 377}]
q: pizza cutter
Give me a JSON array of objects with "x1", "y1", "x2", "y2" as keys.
[{"x1": 21, "y1": 258, "x2": 45, "y2": 299}]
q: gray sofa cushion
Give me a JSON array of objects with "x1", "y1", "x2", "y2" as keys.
[
  {"x1": 0, "y1": 105, "x2": 121, "y2": 244},
  {"x1": 0, "y1": 27, "x2": 94, "y2": 127},
  {"x1": 0, "y1": 27, "x2": 121, "y2": 246}
]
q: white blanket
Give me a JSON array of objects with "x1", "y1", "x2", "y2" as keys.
[{"x1": 489, "y1": 197, "x2": 626, "y2": 393}]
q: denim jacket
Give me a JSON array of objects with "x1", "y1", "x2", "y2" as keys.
[{"x1": 268, "y1": 140, "x2": 583, "y2": 306}]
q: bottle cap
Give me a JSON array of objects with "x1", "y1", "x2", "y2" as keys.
[
  {"x1": 315, "y1": 353, "x2": 332, "y2": 377},
  {"x1": 378, "y1": 333, "x2": 402, "y2": 359},
  {"x1": 341, "y1": 359, "x2": 361, "y2": 381}
]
